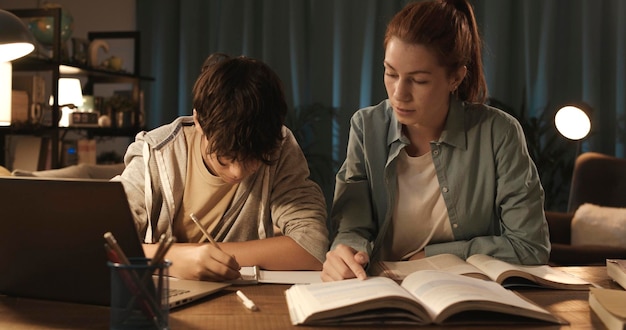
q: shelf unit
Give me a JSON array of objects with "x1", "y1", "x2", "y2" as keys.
[{"x1": 1, "y1": 7, "x2": 153, "y2": 169}]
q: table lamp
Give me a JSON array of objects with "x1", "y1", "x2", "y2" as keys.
[
  {"x1": 0, "y1": 9, "x2": 36, "y2": 126},
  {"x1": 55, "y1": 78, "x2": 83, "y2": 127}
]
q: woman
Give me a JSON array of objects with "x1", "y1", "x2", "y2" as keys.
[{"x1": 322, "y1": 0, "x2": 550, "y2": 281}]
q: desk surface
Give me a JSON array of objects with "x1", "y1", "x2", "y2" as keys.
[{"x1": 0, "y1": 266, "x2": 621, "y2": 329}]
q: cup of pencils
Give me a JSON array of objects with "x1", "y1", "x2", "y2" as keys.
[
  {"x1": 105, "y1": 232, "x2": 173, "y2": 330},
  {"x1": 108, "y1": 257, "x2": 171, "y2": 329}
]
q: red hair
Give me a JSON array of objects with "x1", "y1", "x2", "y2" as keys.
[{"x1": 384, "y1": 0, "x2": 487, "y2": 103}]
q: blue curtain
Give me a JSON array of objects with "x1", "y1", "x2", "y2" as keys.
[{"x1": 136, "y1": 0, "x2": 626, "y2": 210}]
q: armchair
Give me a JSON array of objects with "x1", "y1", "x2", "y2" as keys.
[{"x1": 547, "y1": 152, "x2": 626, "y2": 265}]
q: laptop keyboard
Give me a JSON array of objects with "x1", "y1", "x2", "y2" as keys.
[{"x1": 168, "y1": 288, "x2": 191, "y2": 297}]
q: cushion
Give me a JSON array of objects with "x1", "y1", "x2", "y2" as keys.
[{"x1": 571, "y1": 203, "x2": 626, "y2": 248}]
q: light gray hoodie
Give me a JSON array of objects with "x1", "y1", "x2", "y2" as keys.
[{"x1": 114, "y1": 116, "x2": 329, "y2": 263}]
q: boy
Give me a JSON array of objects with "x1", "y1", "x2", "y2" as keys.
[{"x1": 117, "y1": 53, "x2": 329, "y2": 281}]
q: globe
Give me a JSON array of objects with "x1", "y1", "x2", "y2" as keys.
[{"x1": 28, "y1": 5, "x2": 74, "y2": 47}]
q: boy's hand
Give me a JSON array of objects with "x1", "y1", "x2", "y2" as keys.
[{"x1": 166, "y1": 243, "x2": 241, "y2": 281}]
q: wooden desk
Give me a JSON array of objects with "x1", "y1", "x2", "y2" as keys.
[{"x1": 0, "y1": 266, "x2": 621, "y2": 329}]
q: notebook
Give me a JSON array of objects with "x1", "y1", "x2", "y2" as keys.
[{"x1": 0, "y1": 176, "x2": 230, "y2": 308}]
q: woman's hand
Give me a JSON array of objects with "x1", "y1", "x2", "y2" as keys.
[{"x1": 321, "y1": 244, "x2": 369, "y2": 282}]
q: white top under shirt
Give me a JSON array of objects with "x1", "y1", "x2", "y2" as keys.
[{"x1": 381, "y1": 149, "x2": 453, "y2": 261}]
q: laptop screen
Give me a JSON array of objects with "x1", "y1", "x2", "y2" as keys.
[{"x1": 0, "y1": 177, "x2": 145, "y2": 306}]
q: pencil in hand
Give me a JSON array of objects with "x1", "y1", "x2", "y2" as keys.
[{"x1": 189, "y1": 213, "x2": 221, "y2": 250}]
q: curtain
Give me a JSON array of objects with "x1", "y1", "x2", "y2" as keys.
[{"x1": 136, "y1": 0, "x2": 626, "y2": 210}]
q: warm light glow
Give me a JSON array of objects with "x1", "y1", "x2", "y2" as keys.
[
  {"x1": 0, "y1": 62, "x2": 11, "y2": 126},
  {"x1": 58, "y1": 78, "x2": 84, "y2": 107},
  {"x1": 0, "y1": 9, "x2": 36, "y2": 62},
  {"x1": 59, "y1": 65, "x2": 82, "y2": 74},
  {"x1": 555, "y1": 105, "x2": 591, "y2": 140},
  {"x1": 53, "y1": 78, "x2": 83, "y2": 127},
  {"x1": 0, "y1": 43, "x2": 34, "y2": 62}
]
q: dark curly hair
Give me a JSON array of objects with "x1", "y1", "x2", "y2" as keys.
[{"x1": 192, "y1": 53, "x2": 287, "y2": 165}]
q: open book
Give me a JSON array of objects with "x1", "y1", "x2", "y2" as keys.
[
  {"x1": 285, "y1": 270, "x2": 565, "y2": 326},
  {"x1": 230, "y1": 266, "x2": 322, "y2": 285},
  {"x1": 371, "y1": 253, "x2": 591, "y2": 290}
]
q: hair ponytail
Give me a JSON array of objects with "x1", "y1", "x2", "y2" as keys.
[
  {"x1": 443, "y1": 0, "x2": 487, "y2": 103},
  {"x1": 385, "y1": 0, "x2": 488, "y2": 103}
]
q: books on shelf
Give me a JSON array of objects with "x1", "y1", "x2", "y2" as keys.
[
  {"x1": 285, "y1": 270, "x2": 566, "y2": 326},
  {"x1": 371, "y1": 253, "x2": 592, "y2": 290},
  {"x1": 230, "y1": 265, "x2": 322, "y2": 285},
  {"x1": 589, "y1": 287, "x2": 626, "y2": 330},
  {"x1": 607, "y1": 259, "x2": 626, "y2": 289}
]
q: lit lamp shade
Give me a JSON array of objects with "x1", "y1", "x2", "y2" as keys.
[
  {"x1": 0, "y1": 9, "x2": 36, "y2": 62},
  {"x1": 56, "y1": 78, "x2": 83, "y2": 127},
  {"x1": 57, "y1": 78, "x2": 84, "y2": 107},
  {"x1": 554, "y1": 105, "x2": 592, "y2": 141},
  {"x1": 0, "y1": 62, "x2": 11, "y2": 126},
  {"x1": 0, "y1": 9, "x2": 35, "y2": 126}
]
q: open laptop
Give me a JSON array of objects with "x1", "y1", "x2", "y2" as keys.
[{"x1": 0, "y1": 176, "x2": 230, "y2": 308}]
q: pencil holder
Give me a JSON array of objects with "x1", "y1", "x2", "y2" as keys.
[{"x1": 108, "y1": 257, "x2": 171, "y2": 330}]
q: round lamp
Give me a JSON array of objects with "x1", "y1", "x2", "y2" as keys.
[
  {"x1": 554, "y1": 105, "x2": 592, "y2": 141},
  {"x1": 0, "y1": 9, "x2": 36, "y2": 62}
]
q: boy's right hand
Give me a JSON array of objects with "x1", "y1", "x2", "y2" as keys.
[
  {"x1": 321, "y1": 244, "x2": 369, "y2": 282},
  {"x1": 166, "y1": 243, "x2": 241, "y2": 281}
]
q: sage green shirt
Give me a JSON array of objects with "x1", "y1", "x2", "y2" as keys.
[{"x1": 330, "y1": 98, "x2": 550, "y2": 265}]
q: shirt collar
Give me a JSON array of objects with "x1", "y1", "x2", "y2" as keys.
[
  {"x1": 386, "y1": 96, "x2": 468, "y2": 150},
  {"x1": 439, "y1": 97, "x2": 468, "y2": 150}
]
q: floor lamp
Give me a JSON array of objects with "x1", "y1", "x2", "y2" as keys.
[{"x1": 554, "y1": 103, "x2": 593, "y2": 155}]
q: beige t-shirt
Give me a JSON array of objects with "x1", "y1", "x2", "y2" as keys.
[
  {"x1": 381, "y1": 149, "x2": 453, "y2": 261},
  {"x1": 172, "y1": 128, "x2": 238, "y2": 243}
]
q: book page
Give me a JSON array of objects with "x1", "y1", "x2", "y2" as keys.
[
  {"x1": 231, "y1": 267, "x2": 322, "y2": 284},
  {"x1": 373, "y1": 254, "x2": 488, "y2": 281},
  {"x1": 466, "y1": 254, "x2": 591, "y2": 289},
  {"x1": 400, "y1": 270, "x2": 559, "y2": 324},
  {"x1": 607, "y1": 259, "x2": 626, "y2": 289},
  {"x1": 258, "y1": 270, "x2": 322, "y2": 284},
  {"x1": 286, "y1": 276, "x2": 427, "y2": 325},
  {"x1": 228, "y1": 266, "x2": 259, "y2": 284},
  {"x1": 590, "y1": 287, "x2": 626, "y2": 319}
]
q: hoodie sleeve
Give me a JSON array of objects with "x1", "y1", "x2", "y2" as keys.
[{"x1": 269, "y1": 127, "x2": 330, "y2": 263}]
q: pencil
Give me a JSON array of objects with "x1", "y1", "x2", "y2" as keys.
[
  {"x1": 150, "y1": 234, "x2": 175, "y2": 266},
  {"x1": 104, "y1": 231, "x2": 130, "y2": 265},
  {"x1": 189, "y1": 213, "x2": 221, "y2": 250}
]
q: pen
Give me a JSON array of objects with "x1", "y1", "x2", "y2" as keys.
[
  {"x1": 236, "y1": 290, "x2": 258, "y2": 311},
  {"x1": 189, "y1": 213, "x2": 221, "y2": 250}
]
